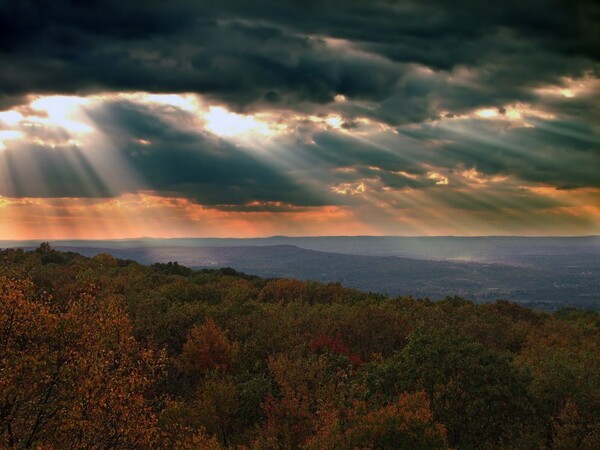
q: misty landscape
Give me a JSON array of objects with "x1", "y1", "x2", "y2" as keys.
[{"x1": 4, "y1": 235, "x2": 599, "y2": 310}]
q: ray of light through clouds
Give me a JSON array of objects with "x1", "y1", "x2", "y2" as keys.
[{"x1": 0, "y1": 0, "x2": 599, "y2": 239}]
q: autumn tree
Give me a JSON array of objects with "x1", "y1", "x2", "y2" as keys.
[
  {"x1": 257, "y1": 351, "x2": 357, "y2": 449},
  {"x1": 179, "y1": 319, "x2": 239, "y2": 379},
  {"x1": 0, "y1": 276, "x2": 165, "y2": 449},
  {"x1": 2, "y1": 247, "x2": 600, "y2": 449},
  {"x1": 306, "y1": 391, "x2": 449, "y2": 450},
  {"x1": 310, "y1": 333, "x2": 362, "y2": 367},
  {"x1": 193, "y1": 377, "x2": 239, "y2": 446}
]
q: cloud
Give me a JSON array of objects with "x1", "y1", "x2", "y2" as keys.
[
  {"x1": 1, "y1": 0, "x2": 598, "y2": 125},
  {"x1": 1, "y1": 92, "x2": 598, "y2": 210},
  {"x1": 0, "y1": 98, "x2": 326, "y2": 207},
  {"x1": 1, "y1": 1, "x2": 599, "y2": 236},
  {"x1": 398, "y1": 115, "x2": 600, "y2": 189}
]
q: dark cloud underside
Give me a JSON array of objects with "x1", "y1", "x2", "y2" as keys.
[{"x1": 1, "y1": 0, "x2": 598, "y2": 122}]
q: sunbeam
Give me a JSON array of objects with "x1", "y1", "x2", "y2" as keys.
[{"x1": 0, "y1": 83, "x2": 598, "y2": 239}]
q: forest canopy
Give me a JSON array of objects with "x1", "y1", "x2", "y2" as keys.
[{"x1": 1, "y1": 245, "x2": 599, "y2": 449}]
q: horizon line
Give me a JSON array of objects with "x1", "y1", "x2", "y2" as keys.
[{"x1": 1, "y1": 233, "x2": 599, "y2": 243}]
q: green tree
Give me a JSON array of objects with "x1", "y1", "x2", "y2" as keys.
[
  {"x1": 368, "y1": 326, "x2": 533, "y2": 449},
  {"x1": 518, "y1": 319, "x2": 600, "y2": 449}
]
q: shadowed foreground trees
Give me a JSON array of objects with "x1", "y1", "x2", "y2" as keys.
[
  {"x1": 1, "y1": 246, "x2": 599, "y2": 449},
  {"x1": 0, "y1": 277, "x2": 165, "y2": 448},
  {"x1": 366, "y1": 327, "x2": 533, "y2": 448}
]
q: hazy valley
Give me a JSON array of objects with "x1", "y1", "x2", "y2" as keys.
[{"x1": 4, "y1": 236, "x2": 598, "y2": 310}]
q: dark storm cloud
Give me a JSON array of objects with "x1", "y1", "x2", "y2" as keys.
[
  {"x1": 0, "y1": 100, "x2": 326, "y2": 207},
  {"x1": 92, "y1": 102, "x2": 329, "y2": 206},
  {"x1": 0, "y1": 1, "x2": 400, "y2": 110},
  {"x1": 1, "y1": 0, "x2": 598, "y2": 124}
]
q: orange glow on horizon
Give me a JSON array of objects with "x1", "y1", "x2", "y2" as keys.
[
  {"x1": 0, "y1": 189, "x2": 598, "y2": 241},
  {"x1": 0, "y1": 194, "x2": 375, "y2": 240}
]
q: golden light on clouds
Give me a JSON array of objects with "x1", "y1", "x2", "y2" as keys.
[
  {"x1": 459, "y1": 168, "x2": 508, "y2": 186},
  {"x1": 203, "y1": 106, "x2": 274, "y2": 138},
  {"x1": 476, "y1": 108, "x2": 499, "y2": 119},
  {"x1": 427, "y1": 171, "x2": 449, "y2": 185},
  {"x1": 535, "y1": 75, "x2": 600, "y2": 99},
  {"x1": 0, "y1": 130, "x2": 24, "y2": 150},
  {"x1": 445, "y1": 103, "x2": 555, "y2": 128},
  {"x1": 0, "y1": 86, "x2": 598, "y2": 240},
  {"x1": 109, "y1": 92, "x2": 200, "y2": 111},
  {"x1": 332, "y1": 182, "x2": 367, "y2": 196},
  {"x1": 28, "y1": 95, "x2": 94, "y2": 136}
]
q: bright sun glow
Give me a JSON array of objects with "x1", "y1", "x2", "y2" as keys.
[
  {"x1": 203, "y1": 106, "x2": 273, "y2": 137},
  {"x1": 476, "y1": 108, "x2": 499, "y2": 118},
  {"x1": 0, "y1": 111, "x2": 24, "y2": 126},
  {"x1": 0, "y1": 130, "x2": 24, "y2": 150},
  {"x1": 325, "y1": 115, "x2": 343, "y2": 129},
  {"x1": 113, "y1": 92, "x2": 200, "y2": 112},
  {"x1": 29, "y1": 95, "x2": 94, "y2": 135}
]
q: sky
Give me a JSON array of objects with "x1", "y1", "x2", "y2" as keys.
[{"x1": 0, "y1": 0, "x2": 599, "y2": 239}]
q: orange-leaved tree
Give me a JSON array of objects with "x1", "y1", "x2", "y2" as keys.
[
  {"x1": 306, "y1": 391, "x2": 449, "y2": 449},
  {"x1": 179, "y1": 319, "x2": 239, "y2": 378},
  {"x1": 0, "y1": 277, "x2": 165, "y2": 449}
]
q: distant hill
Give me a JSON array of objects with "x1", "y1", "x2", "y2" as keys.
[
  {"x1": 3, "y1": 235, "x2": 599, "y2": 262},
  {"x1": 35, "y1": 242, "x2": 600, "y2": 310},
  {"x1": 3, "y1": 236, "x2": 598, "y2": 310}
]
